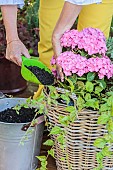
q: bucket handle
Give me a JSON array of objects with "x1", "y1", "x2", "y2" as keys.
[{"x1": 21, "y1": 115, "x2": 45, "y2": 131}]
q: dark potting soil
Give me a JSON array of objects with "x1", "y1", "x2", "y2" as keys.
[
  {"x1": 0, "y1": 107, "x2": 40, "y2": 123},
  {"x1": 25, "y1": 66, "x2": 54, "y2": 85}
]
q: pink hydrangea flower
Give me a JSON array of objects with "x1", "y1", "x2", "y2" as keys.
[
  {"x1": 51, "y1": 51, "x2": 113, "y2": 79},
  {"x1": 51, "y1": 56, "x2": 56, "y2": 65},
  {"x1": 51, "y1": 28, "x2": 113, "y2": 80},
  {"x1": 60, "y1": 27, "x2": 107, "y2": 55}
]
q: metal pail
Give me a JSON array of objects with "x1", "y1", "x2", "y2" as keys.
[{"x1": 0, "y1": 98, "x2": 44, "y2": 170}]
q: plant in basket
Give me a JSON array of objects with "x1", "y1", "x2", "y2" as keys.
[{"x1": 36, "y1": 28, "x2": 113, "y2": 170}]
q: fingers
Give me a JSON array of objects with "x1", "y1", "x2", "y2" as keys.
[
  {"x1": 6, "y1": 48, "x2": 22, "y2": 66},
  {"x1": 56, "y1": 64, "x2": 64, "y2": 82},
  {"x1": 52, "y1": 33, "x2": 64, "y2": 81},
  {"x1": 22, "y1": 43, "x2": 31, "y2": 59},
  {"x1": 22, "y1": 49, "x2": 31, "y2": 59}
]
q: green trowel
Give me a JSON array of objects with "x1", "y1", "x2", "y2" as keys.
[{"x1": 21, "y1": 56, "x2": 54, "y2": 85}]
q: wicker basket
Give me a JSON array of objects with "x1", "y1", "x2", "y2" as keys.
[{"x1": 47, "y1": 103, "x2": 113, "y2": 170}]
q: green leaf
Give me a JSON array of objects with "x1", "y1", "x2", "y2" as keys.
[
  {"x1": 57, "y1": 134, "x2": 65, "y2": 145},
  {"x1": 60, "y1": 157, "x2": 65, "y2": 161},
  {"x1": 96, "y1": 152, "x2": 104, "y2": 163},
  {"x1": 102, "y1": 146, "x2": 111, "y2": 157},
  {"x1": 86, "y1": 81, "x2": 94, "y2": 92},
  {"x1": 48, "y1": 149, "x2": 55, "y2": 158},
  {"x1": 106, "y1": 92, "x2": 113, "y2": 96},
  {"x1": 107, "y1": 119, "x2": 113, "y2": 132},
  {"x1": 49, "y1": 86, "x2": 56, "y2": 92},
  {"x1": 40, "y1": 160, "x2": 47, "y2": 169},
  {"x1": 69, "y1": 74, "x2": 77, "y2": 84},
  {"x1": 65, "y1": 106, "x2": 76, "y2": 122},
  {"x1": 43, "y1": 139, "x2": 54, "y2": 146},
  {"x1": 36, "y1": 156, "x2": 47, "y2": 162},
  {"x1": 77, "y1": 81, "x2": 85, "y2": 89},
  {"x1": 50, "y1": 126, "x2": 62, "y2": 135},
  {"x1": 96, "y1": 79, "x2": 106, "y2": 89},
  {"x1": 85, "y1": 99, "x2": 99, "y2": 109},
  {"x1": 60, "y1": 94, "x2": 70, "y2": 105},
  {"x1": 93, "y1": 167, "x2": 101, "y2": 170},
  {"x1": 85, "y1": 93, "x2": 91, "y2": 101},
  {"x1": 111, "y1": 103, "x2": 113, "y2": 116},
  {"x1": 59, "y1": 115, "x2": 70, "y2": 126},
  {"x1": 100, "y1": 103, "x2": 110, "y2": 112},
  {"x1": 97, "y1": 113, "x2": 110, "y2": 124},
  {"x1": 77, "y1": 96, "x2": 85, "y2": 111},
  {"x1": 87, "y1": 72, "x2": 95, "y2": 81},
  {"x1": 107, "y1": 96, "x2": 113, "y2": 107},
  {"x1": 65, "y1": 77, "x2": 74, "y2": 92},
  {"x1": 65, "y1": 106, "x2": 75, "y2": 113},
  {"x1": 95, "y1": 86, "x2": 103, "y2": 95},
  {"x1": 94, "y1": 138, "x2": 106, "y2": 148},
  {"x1": 69, "y1": 111, "x2": 76, "y2": 122},
  {"x1": 104, "y1": 133, "x2": 113, "y2": 142}
]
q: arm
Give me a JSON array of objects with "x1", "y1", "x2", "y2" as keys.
[
  {"x1": 1, "y1": 5, "x2": 19, "y2": 43},
  {"x1": 52, "y1": 0, "x2": 101, "y2": 81},
  {"x1": 52, "y1": 2, "x2": 82, "y2": 81},
  {"x1": 1, "y1": 5, "x2": 30, "y2": 66},
  {"x1": 53, "y1": 2, "x2": 82, "y2": 46}
]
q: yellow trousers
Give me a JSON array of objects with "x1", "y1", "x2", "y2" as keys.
[{"x1": 38, "y1": 0, "x2": 113, "y2": 69}]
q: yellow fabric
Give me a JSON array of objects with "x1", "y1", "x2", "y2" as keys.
[
  {"x1": 38, "y1": 0, "x2": 64, "y2": 70},
  {"x1": 35, "y1": 0, "x2": 113, "y2": 99},
  {"x1": 33, "y1": 85, "x2": 44, "y2": 99},
  {"x1": 77, "y1": 0, "x2": 113, "y2": 38}
]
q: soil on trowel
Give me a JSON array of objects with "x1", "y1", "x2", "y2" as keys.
[
  {"x1": 25, "y1": 66, "x2": 54, "y2": 85},
  {"x1": 0, "y1": 107, "x2": 39, "y2": 123}
]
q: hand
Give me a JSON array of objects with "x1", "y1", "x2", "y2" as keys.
[
  {"x1": 6, "y1": 39, "x2": 31, "y2": 66},
  {"x1": 52, "y1": 34, "x2": 64, "y2": 82}
]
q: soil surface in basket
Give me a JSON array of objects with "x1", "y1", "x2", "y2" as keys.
[
  {"x1": 0, "y1": 107, "x2": 39, "y2": 123},
  {"x1": 25, "y1": 66, "x2": 54, "y2": 85}
]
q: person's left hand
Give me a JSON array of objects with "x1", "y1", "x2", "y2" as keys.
[{"x1": 52, "y1": 34, "x2": 64, "y2": 82}]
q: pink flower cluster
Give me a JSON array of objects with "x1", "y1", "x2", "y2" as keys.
[
  {"x1": 51, "y1": 28, "x2": 113, "y2": 80},
  {"x1": 53, "y1": 51, "x2": 113, "y2": 79},
  {"x1": 60, "y1": 28, "x2": 107, "y2": 55}
]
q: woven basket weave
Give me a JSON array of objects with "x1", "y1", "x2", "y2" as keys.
[{"x1": 47, "y1": 103, "x2": 113, "y2": 170}]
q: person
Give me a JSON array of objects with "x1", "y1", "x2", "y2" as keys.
[
  {"x1": 39, "y1": 0, "x2": 113, "y2": 72},
  {"x1": 1, "y1": 0, "x2": 113, "y2": 69},
  {"x1": 51, "y1": 0, "x2": 113, "y2": 81},
  {"x1": 0, "y1": 0, "x2": 113, "y2": 97}
]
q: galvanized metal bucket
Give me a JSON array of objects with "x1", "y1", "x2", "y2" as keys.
[{"x1": 0, "y1": 97, "x2": 44, "y2": 170}]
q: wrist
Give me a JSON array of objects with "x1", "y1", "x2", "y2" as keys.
[
  {"x1": 6, "y1": 32, "x2": 19, "y2": 42},
  {"x1": 6, "y1": 36, "x2": 19, "y2": 43},
  {"x1": 7, "y1": 39, "x2": 20, "y2": 45}
]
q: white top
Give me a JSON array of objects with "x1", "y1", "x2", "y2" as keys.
[
  {"x1": 0, "y1": 0, "x2": 24, "y2": 8},
  {"x1": 65, "y1": 0, "x2": 102, "y2": 5},
  {"x1": 0, "y1": 0, "x2": 102, "y2": 8}
]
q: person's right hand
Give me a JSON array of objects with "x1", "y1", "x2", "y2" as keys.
[
  {"x1": 52, "y1": 34, "x2": 64, "y2": 82},
  {"x1": 6, "y1": 39, "x2": 31, "y2": 66}
]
